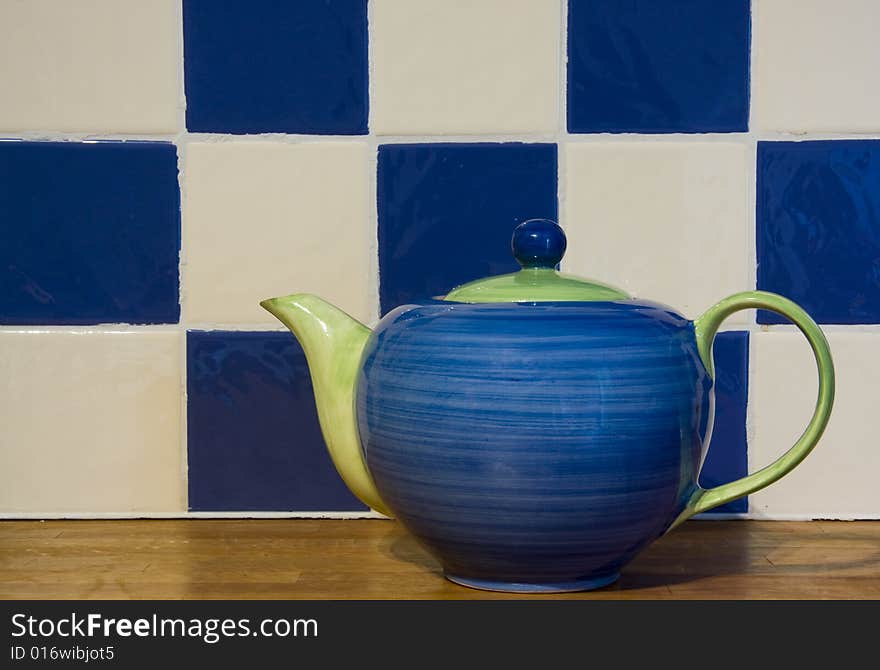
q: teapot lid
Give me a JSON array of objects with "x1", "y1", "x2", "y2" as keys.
[{"x1": 443, "y1": 219, "x2": 630, "y2": 303}]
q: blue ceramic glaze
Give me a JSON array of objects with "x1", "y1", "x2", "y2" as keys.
[
  {"x1": 187, "y1": 331, "x2": 367, "y2": 512},
  {"x1": 0, "y1": 140, "x2": 180, "y2": 325},
  {"x1": 183, "y1": 0, "x2": 368, "y2": 134},
  {"x1": 698, "y1": 331, "x2": 749, "y2": 514},
  {"x1": 511, "y1": 219, "x2": 567, "y2": 268},
  {"x1": 757, "y1": 140, "x2": 880, "y2": 324},
  {"x1": 567, "y1": 0, "x2": 750, "y2": 133},
  {"x1": 357, "y1": 300, "x2": 711, "y2": 590},
  {"x1": 377, "y1": 143, "x2": 558, "y2": 314}
]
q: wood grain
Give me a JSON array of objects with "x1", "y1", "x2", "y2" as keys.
[{"x1": 1, "y1": 519, "x2": 878, "y2": 599}]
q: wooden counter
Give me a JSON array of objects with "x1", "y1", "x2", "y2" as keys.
[{"x1": 1, "y1": 519, "x2": 878, "y2": 599}]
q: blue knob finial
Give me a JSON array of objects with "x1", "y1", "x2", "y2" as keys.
[{"x1": 512, "y1": 219, "x2": 566, "y2": 269}]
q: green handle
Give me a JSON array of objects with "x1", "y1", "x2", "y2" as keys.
[{"x1": 671, "y1": 290, "x2": 835, "y2": 528}]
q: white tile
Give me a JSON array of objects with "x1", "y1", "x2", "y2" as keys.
[
  {"x1": 370, "y1": 0, "x2": 559, "y2": 135},
  {"x1": 564, "y1": 142, "x2": 750, "y2": 322},
  {"x1": 184, "y1": 141, "x2": 374, "y2": 325},
  {"x1": 0, "y1": 331, "x2": 184, "y2": 513},
  {"x1": 749, "y1": 331, "x2": 880, "y2": 518},
  {"x1": 753, "y1": 0, "x2": 880, "y2": 133},
  {"x1": 0, "y1": 0, "x2": 179, "y2": 134}
]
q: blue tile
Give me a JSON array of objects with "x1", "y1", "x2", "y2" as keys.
[
  {"x1": 0, "y1": 141, "x2": 179, "y2": 325},
  {"x1": 757, "y1": 140, "x2": 880, "y2": 324},
  {"x1": 187, "y1": 331, "x2": 367, "y2": 512},
  {"x1": 699, "y1": 331, "x2": 749, "y2": 514},
  {"x1": 567, "y1": 0, "x2": 750, "y2": 133},
  {"x1": 377, "y1": 143, "x2": 558, "y2": 314},
  {"x1": 183, "y1": 0, "x2": 368, "y2": 134}
]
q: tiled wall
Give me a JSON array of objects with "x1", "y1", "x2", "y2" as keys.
[{"x1": 1, "y1": 1, "x2": 878, "y2": 519}]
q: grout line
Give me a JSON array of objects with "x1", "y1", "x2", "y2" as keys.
[
  {"x1": 2, "y1": 509, "x2": 873, "y2": 521},
  {"x1": 4, "y1": 129, "x2": 879, "y2": 144},
  {"x1": 563, "y1": 131, "x2": 880, "y2": 142},
  {"x1": 368, "y1": 139, "x2": 381, "y2": 323},
  {"x1": 366, "y1": 0, "x2": 381, "y2": 322},
  {"x1": 746, "y1": 315, "x2": 757, "y2": 514},
  {"x1": 555, "y1": 0, "x2": 568, "y2": 258},
  {"x1": 750, "y1": 323, "x2": 880, "y2": 333},
  {"x1": 558, "y1": 0, "x2": 567, "y2": 139},
  {"x1": 178, "y1": 327, "x2": 189, "y2": 513},
  {"x1": 0, "y1": 133, "x2": 177, "y2": 143},
  {"x1": 5, "y1": 322, "x2": 878, "y2": 335},
  {"x1": 175, "y1": 0, "x2": 190, "y2": 513},
  {"x1": 745, "y1": 513, "x2": 880, "y2": 521},
  {"x1": 367, "y1": 0, "x2": 374, "y2": 137},
  {"x1": 0, "y1": 511, "x2": 388, "y2": 520},
  {"x1": 745, "y1": 135, "x2": 758, "y2": 325},
  {"x1": 371, "y1": 133, "x2": 558, "y2": 144},
  {"x1": 556, "y1": 0, "x2": 568, "y2": 252},
  {"x1": 693, "y1": 513, "x2": 880, "y2": 521},
  {"x1": 181, "y1": 323, "x2": 288, "y2": 331},
  {"x1": 184, "y1": 132, "x2": 374, "y2": 143},
  {"x1": 561, "y1": 131, "x2": 752, "y2": 142},
  {"x1": 0, "y1": 325, "x2": 183, "y2": 333},
  {"x1": 559, "y1": 132, "x2": 754, "y2": 144},
  {"x1": 748, "y1": 0, "x2": 755, "y2": 135},
  {"x1": 0, "y1": 323, "x2": 291, "y2": 333},
  {"x1": 746, "y1": 0, "x2": 757, "y2": 485},
  {"x1": 692, "y1": 513, "x2": 750, "y2": 521},
  {"x1": 556, "y1": 142, "x2": 567, "y2": 229}
]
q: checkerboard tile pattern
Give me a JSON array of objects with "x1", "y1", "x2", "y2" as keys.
[{"x1": 1, "y1": 1, "x2": 876, "y2": 518}]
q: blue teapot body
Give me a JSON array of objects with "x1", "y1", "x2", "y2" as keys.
[{"x1": 357, "y1": 300, "x2": 711, "y2": 591}]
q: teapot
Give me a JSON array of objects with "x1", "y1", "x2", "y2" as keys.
[{"x1": 261, "y1": 219, "x2": 834, "y2": 592}]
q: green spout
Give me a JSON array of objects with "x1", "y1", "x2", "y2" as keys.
[{"x1": 260, "y1": 293, "x2": 391, "y2": 516}]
